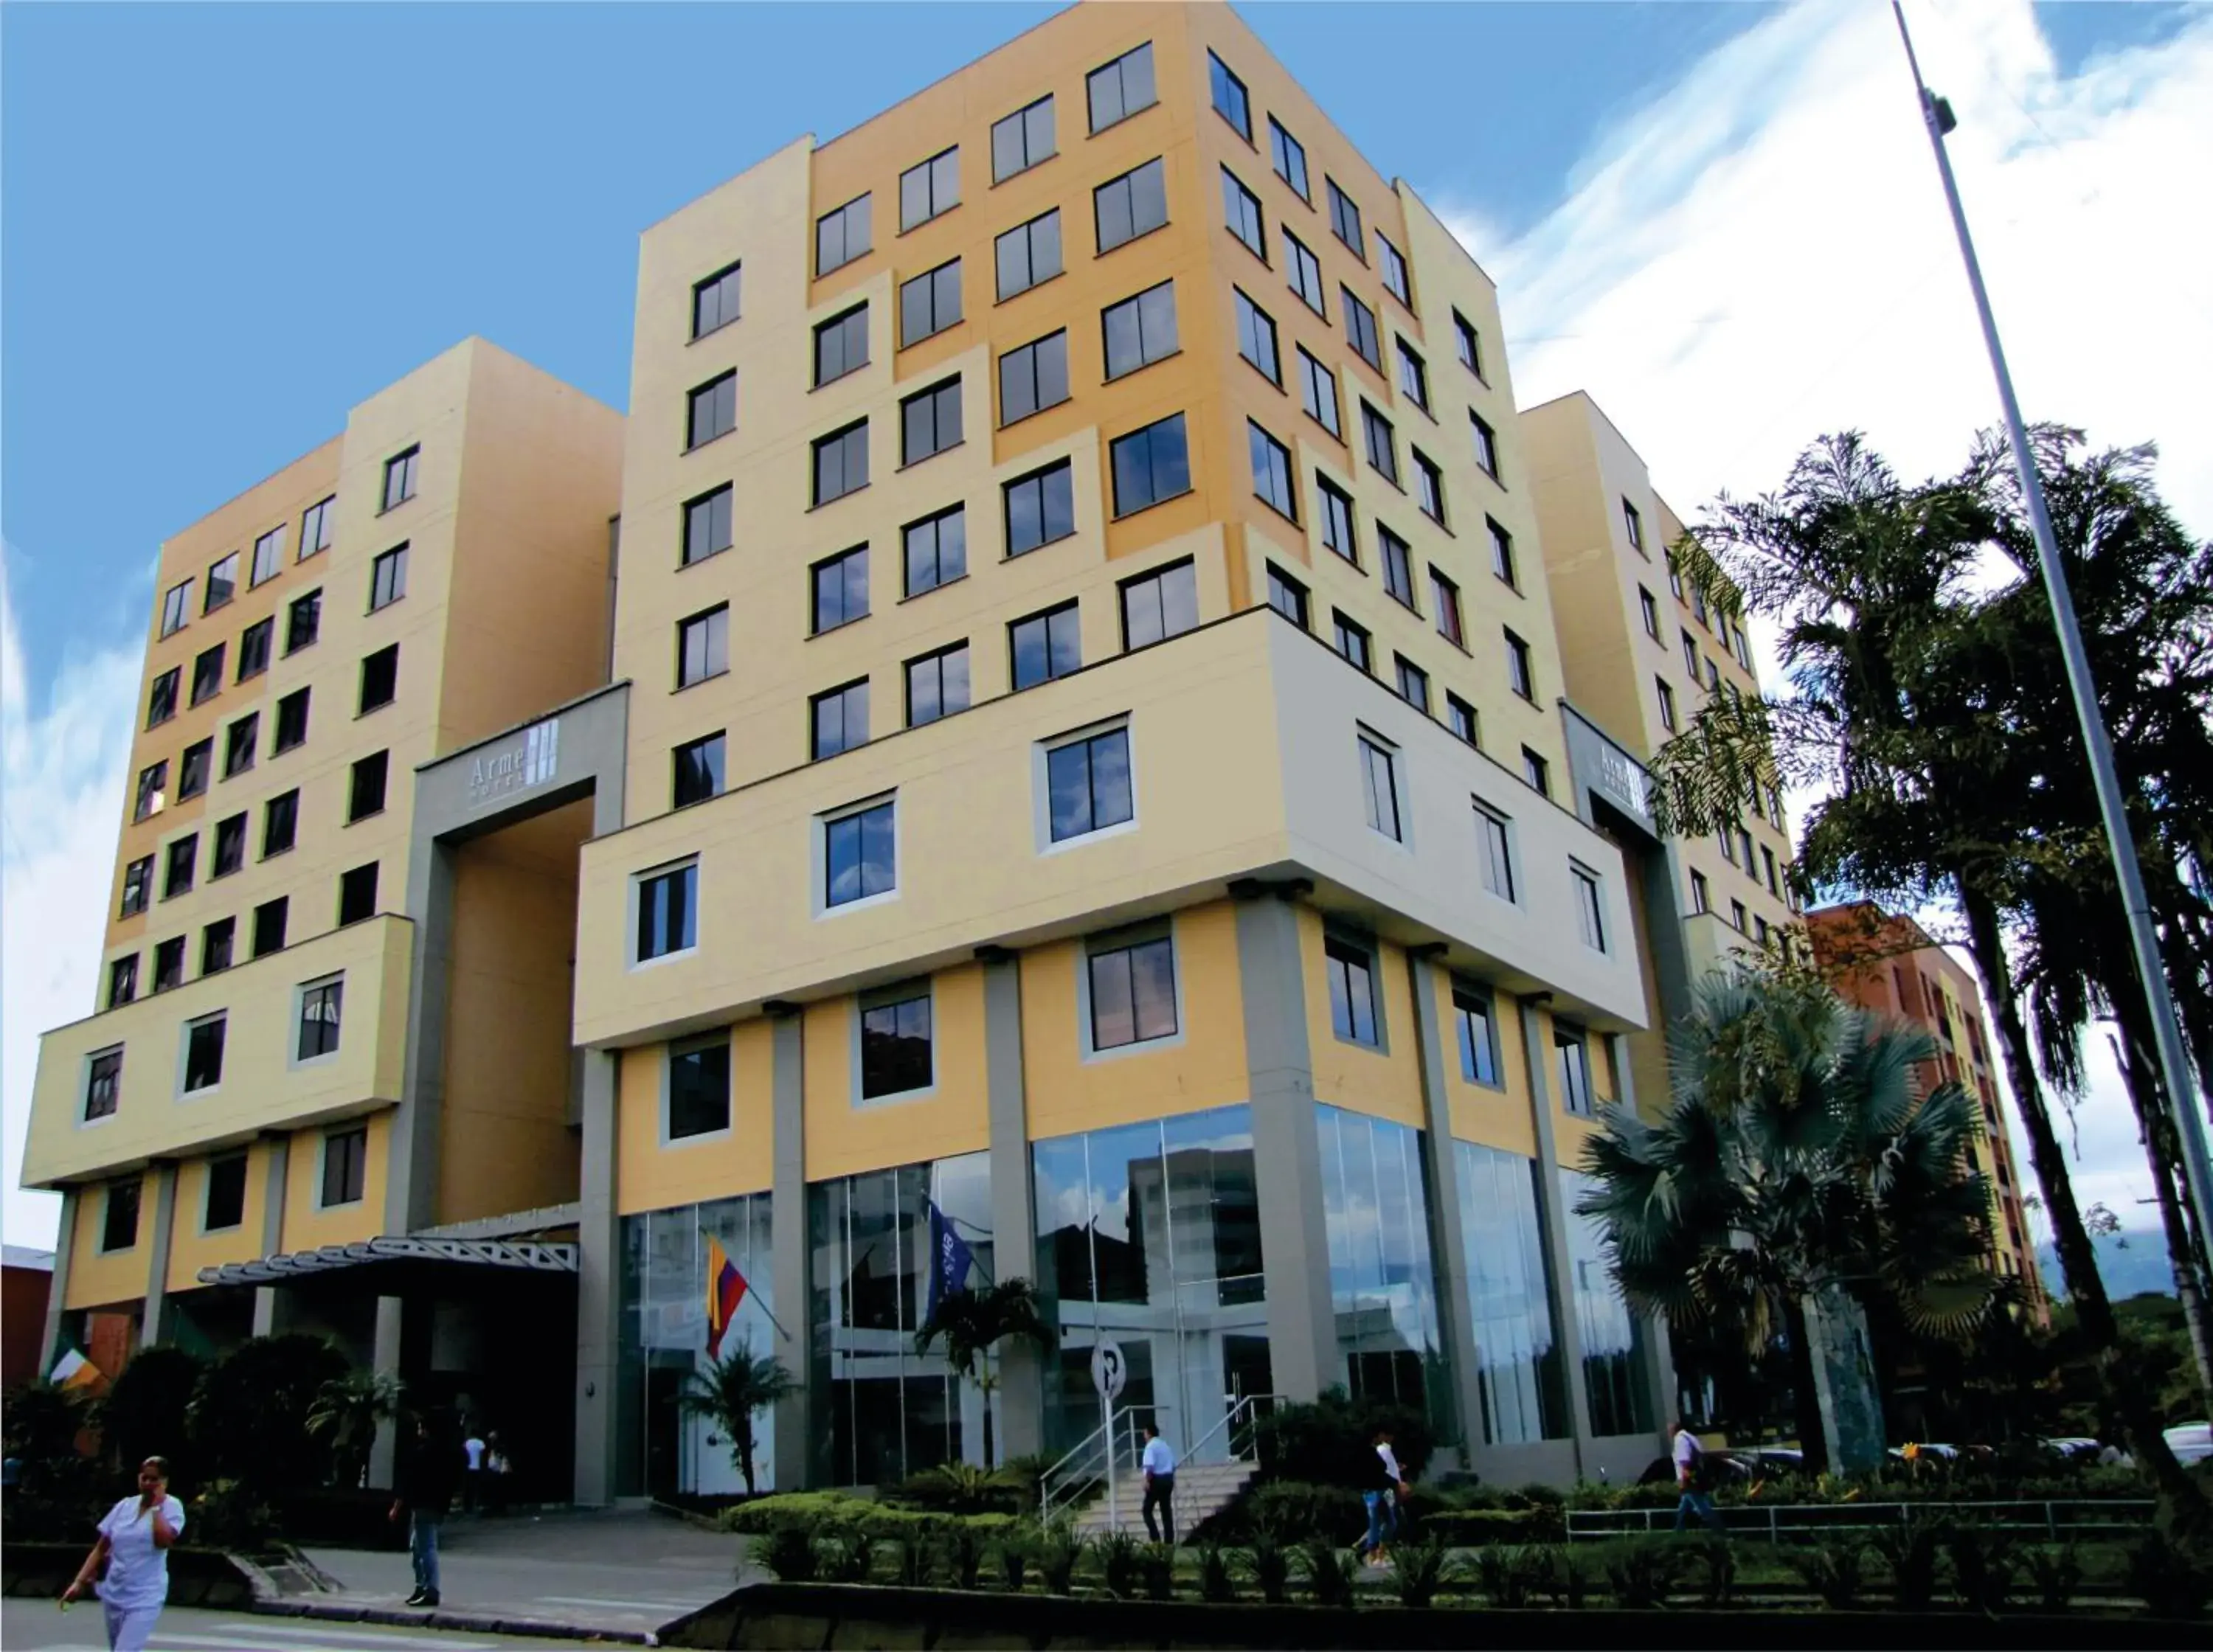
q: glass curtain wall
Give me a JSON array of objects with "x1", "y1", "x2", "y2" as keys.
[
  {"x1": 1559, "y1": 1166, "x2": 1656, "y2": 1437},
  {"x1": 615, "y1": 1193, "x2": 776, "y2": 1499},
  {"x1": 808, "y1": 1150, "x2": 993, "y2": 1486},
  {"x1": 1453, "y1": 1141, "x2": 1568, "y2": 1444},
  {"x1": 1316, "y1": 1105, "x2": 1451, "y2": 1441},
  {"x1": 1031, "y1": 1106, "x2": 1268, "y2": 1465}
]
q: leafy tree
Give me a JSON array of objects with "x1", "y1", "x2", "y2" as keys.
[
  {"x1": 95, "y1": 1345, "x2": 203, "y2": 1486},
  {"x1": 185, "y1": 1333, "x2": 347, "y2": 1493},
  {"x1": 1649, "y1": 428, "x2": 2209, "y2": 1527},
  {"x1": 677, "y1": 1337, "x2": 795, "y2": 1496},
  {"x1": 305, "y1": 1370, "x2": 406, "y2": 1490},
  {"x1": 912, "y1": 1279, "x2": 1050, "y2": 1467},
  {"x1": 1576, "y1": 965, "x2": 1995, "y2": 1470}
]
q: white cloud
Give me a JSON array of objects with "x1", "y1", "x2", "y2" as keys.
[
  {"x1": 1452, "y1": 0, "x2": 2213, "y2": 541},
  {"x1": 1433, "y1": 0, "x2": 2212, "y2": 1277},
  {"x1": 1, "y1": 551, "x2": 142, "y2": 1252}
]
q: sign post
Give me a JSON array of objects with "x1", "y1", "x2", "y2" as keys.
[{"x1": 1091, "y1": 1341, "x2": 1126, "y2": 1531}]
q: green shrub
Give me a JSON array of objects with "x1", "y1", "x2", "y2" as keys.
[
  {"x1": 1391, "y1": 1535, "x2": 1455, "y2": 1608},
  {"x1": 888, "y1": 1460, "x2": 1029, "y2": 1516},
  {"x1": 1300, "y1": 1538, "x2": 1357, "y2": 1607},
  {"x1": 1098, "y1": 1529, "x2": 1140, "y2": 1598},
  {"x1": 890, "y1": 1535, "x2": 929, "y2": 1587},
  {"x1": 188, "y1": 1478, "x2": 276, "y2": 1552},
  {"x1": 1787, "y1": 1541, "x2": 1869, "y2": 1610},
  {"x1": 1475, "y1": 1544, "x2": 1542, "y2": 1608},
  {"x1": 752, "y1": 1527, "x2": 816, "y2": 1581},
  {"x1": 1533, "y1": 1544, "x2": 1593, "y2": 1609},
  {"x1": 938, "y1": 1521, "x2": 986, "y2": 1590},
  {"x1": 1255, "y1": 1386, "x2": 1434, "y2": 1487},
  {"x1": 1602, "y1": 1538, "x2": 1684, "y2": 1608},
  {"x1": 719, "y1": 1491, "x2": 1017, "y2": 1549},
  {"x1": 2126, "y1": 1532, "x2": 2210, "y2": 1620},
  {"x1": 1241, "y1": 1479, "x2": 1364, "y2": 1544},
  {"x1": 2022, "y1": 1544, "x2": 2080, "y2": 1614},
  {"x1": 1871, "y1": 1516, "x2": 1947, "y2": 1610},
  {"x1": 1689, "y1": 1538, "x2": 1735, "y2": 1608},
  {"x1": 1139, "y1": 1541, "x2": 1175, "y2": 1601},
  {"x1": 1421, "y1": 1505, "x2": 1565, "y2": 1547},
  {"x1": 994, "y1": 1530, "x2": 1030, "y2": 1592},
  {"x1": 1242, "y1": 1533, "x2": 1292, "y2": 1604},
  {"x1": 1194, "y1": 1541, "x2": 1236, "y2": 1603},
  {"x1": 1947, "y1": 1527, "x2": 2018, "y2": 1614},
  {"x1": 1035, "y1": 1524, "x2": 1086, "y2": 1595},
  {"x1": 813, "y1": 1532, "x2": 873, "y2": 1583}
]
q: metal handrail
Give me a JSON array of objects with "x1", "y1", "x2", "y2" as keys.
[
  {"x1": 1180, "y1": 1391, "x2": 1283, "y2": 1469},
  {"x1": 1039, "y1": 1406, "x2": 1143, "y2": 1527},
  {"x1": 1566, "y1": 1497, "x2": 2157, "y2": 1543}
]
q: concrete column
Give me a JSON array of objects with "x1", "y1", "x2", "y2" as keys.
[
  {"x1": 387, "y1": 841, "x2": 458, "y2": 1235},
  {"x1": 252, "y1": 1135, "x2": 292, "y2": 1338},
  {"x1": 1405, "y1": 949, "x2": 1482, "y2": 1457},
  {"x1": 768, "y1": 1012, "x2": 811, "y2": 1491},
  {"x1": 1518, "y1": 999, "x2": 1592, "y2": 1476},
  {"x1": 40, "y1": 1189, "x2": 79, "y2": 1376},
  {"x1": 572, "y1": 1049, "x2": 620, "y2": 1506},
  {"x1": 139, "y1": 1163, "x2": 179, "y2": 1349},
  {"x1": 980, "y1": 948, "x2": 1042, "y2": 1464},
  {"x1": 367, "y1": 1294, "x2": 404, "y2": 1489},
  {"x1": 1233, "y1": 888, "x2": 1336, "y2": 1403}
]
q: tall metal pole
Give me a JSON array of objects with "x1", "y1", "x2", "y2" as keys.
[{"x1": 1889, "y1": 1, "x2": 2213, "y2": 1263}]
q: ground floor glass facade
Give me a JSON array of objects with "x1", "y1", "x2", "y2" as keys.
[
  {"x1": 1317, "y1": 1104, "x2": 1450, "y2": 1440},
  {"x1": 1455, "y1": 1139, "x2": 1569, "y2": 1444},
  {"x1": 1560, "y1": 1165, "x2": 1655, "y2": 1437},
  {"x1": 1031, "y1": 1105, "x2": 1269, "y2": 1465}
]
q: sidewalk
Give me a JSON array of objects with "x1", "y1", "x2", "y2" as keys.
[{"x1": 255, "y1": 1507, "x2": 755, "y2": 1644}]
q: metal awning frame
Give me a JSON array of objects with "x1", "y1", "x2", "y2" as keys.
[{"x1": 197, "y1": 1234, "x2": 576, "y2": 1288}]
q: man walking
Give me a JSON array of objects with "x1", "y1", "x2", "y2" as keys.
[
  {"x1": 461, "y1": 1426, "x2": 486, "y2": 1515},
  {"x1": 1671, "y1": 1416, "x2": 1725, "y2": 1535},
  {"x1": 1139, "y1": 1421, "x2": 1177, "y2": 1544},
  {"x1": 390, "y1": 1416, "x2": 465, "y2": 1608}
]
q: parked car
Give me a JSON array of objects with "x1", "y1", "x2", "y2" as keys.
[
  {"x1": 1887, "y1": 1442, "x2": 1961, "y2": 1462},
  {"x1": 2040, "y1": 1436, "x2": 2103, "y2": 1462},
  {"x1": 2166, "y1": 1422, "x2": 2212, "y2": 1466}
]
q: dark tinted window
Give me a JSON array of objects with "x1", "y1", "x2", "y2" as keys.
[
  {"x1": 861, "y1": 993, "x2": 932, "y2": 1098},
  {"x1": 816, "y1": 194, "x2": 872, "y2": 276},
  {"x1": 688, "y1": 371, "x2": 737, "y2": 448},
  {"x1": 995, "y1": 210, "x2": 1062, "y2": 301},
  {"x1": 673, "y1": 733, "x2": 724, "y2": 808},
  {"x1": 693, "y1": 261, "x2": 741, "y2": 338},
  {"x1": 1109, "y1": 413, "x2": 1190, "y2": 516},
  {"x1": 814, "y1": 304, "x2": 869, "y2": 387},
  {"x1": 1086, "y1": 41, "x2": 1156, "y2": 133},
  {"x1": 359, "y1": 645, "x2": 398, "y2": 714},
  {"x1": 1010, "y1": 601, "x2": 1081, "y2": 690},
  {"x1": 1005, "y1": 460, "x2": 1076, "y2": 556},
  {"x1": 1094, "y1": 159, "x2": 1167, "y2": 253}
]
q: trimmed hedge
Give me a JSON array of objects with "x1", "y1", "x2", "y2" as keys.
[{"x1": 719, "y1": 1491, "x2": 1019, "y2": 1546}]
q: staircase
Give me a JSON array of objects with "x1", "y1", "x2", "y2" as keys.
[{"x1": 1070, "y1": 1457, "x2": 1258, "y2": 1541}]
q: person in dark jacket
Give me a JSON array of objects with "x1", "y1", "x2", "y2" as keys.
[{"x1": 389, "y1": 1417, "x2": 465, "y2": 1607}]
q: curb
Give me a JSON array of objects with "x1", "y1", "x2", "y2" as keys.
[{"x1": 249, "y1": 1597, "x2": 657, "y2": 1645}]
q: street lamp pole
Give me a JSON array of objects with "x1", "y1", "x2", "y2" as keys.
[{"x1": 1888, "y1": 1, "x2": 2213, "y2": 1258}]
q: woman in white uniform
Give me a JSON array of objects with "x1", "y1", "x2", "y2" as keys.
[{"x1": 61, "y1": 1455, "x2": 187, "y2": 1651}]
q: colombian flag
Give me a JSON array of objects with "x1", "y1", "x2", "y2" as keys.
[{"x1": 704, "y1": 1237, "x2": 749, "y2": 1361}]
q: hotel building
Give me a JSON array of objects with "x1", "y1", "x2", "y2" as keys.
[{"x1": 26, "y1": 4, "x2": 1802, "y2": 1505}]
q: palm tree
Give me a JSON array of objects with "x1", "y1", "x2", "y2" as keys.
[
  {"x1": 913, "y1": 1278, "x2": 1050, "y2": 1467},
  {"x1": 305, "y1": 1369, "x2": 405, "y2": 1490},
  {"x1": 677, "y1": 1339, "x2": 795, "y2": 1497},
  {"x1": 1576, "y1": 966, "x2": 1998, "y2": 1470}
]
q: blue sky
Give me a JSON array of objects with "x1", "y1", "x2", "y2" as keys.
[{"x1": 4, "y1": 1, "x2": 2209, "y2": 1254}]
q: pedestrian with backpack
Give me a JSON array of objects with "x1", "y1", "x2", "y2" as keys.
[{"x1": 1671, "y1": 1417, "x2": 1726, "y2": 1535}]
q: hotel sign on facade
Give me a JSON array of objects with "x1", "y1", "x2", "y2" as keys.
[{"x1": 467, "y1": 716, "x2": 561, "y2": 811}]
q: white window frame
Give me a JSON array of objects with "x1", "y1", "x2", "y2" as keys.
[
  {"x1": 629, "y1": 855, "x2": 701, "y2": 970},
  {"x1": 662, "y1": 1028, "x2": 735, "y2": 1148},
  {"x1": 1036, "y1": 715, "x2": 1139, "y2": 856},
  {"x1": 1076, "y1": 917, "x2": 1186, "y2": 1063},
  {"x1": 290, "y1": 972, "x2": 346, "y2": 1069},
  {"x1": 813, "y1": 792, "x2": 900, "y2": 918},
  {"x1": 177, "y1": 1010, "x2": 228, "y2": 1100},
  {"x1": 1357, "y1": 726, "x2": 1407, "y2": 847},
  {"x1": 852, "y1": 980, "x2": 938, "y2": 1109},
  {"x1": 80, "y1": 1044, "x2": 125, "y2": 1130}
]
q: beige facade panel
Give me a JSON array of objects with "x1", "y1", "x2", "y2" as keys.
[{"x1": 25, "y1": 913, "x2": 412, "y2": 1188}]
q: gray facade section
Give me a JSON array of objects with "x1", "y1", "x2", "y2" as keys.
[
  {"x1": 769, "y1": 1013, "x2": 811, "y2": 1492},
  {"x1": 39, "y1": 1188, "x2": 77, "y2": 1376},
  {"x1": 1517, "y1": 999, "x2": 1592, "y2": 1479},
  {"x1": 252, "y1": 1135, "x2": 292, "y2": 1337},
  {"x1": 982, "y1": 951, "x2": 1042, "y2": 1462},
  {"x1": 1233, "y1": 889, "x2": 1336, "y2": 1403},
  {"x1": 139, "y1": 1162, "x2": 178, "y2": 1349},
  {"x1": 1405, "y1": 950, "x2": 1483, "y2": 1460},
  {"x1": 572, "y1": 1049, "x2": 621, "y2": 1506},
  {"x1": 386, "y1": 683, "x2": 629, "y2": 1237}
]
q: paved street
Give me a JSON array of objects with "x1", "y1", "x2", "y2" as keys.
[
  {"x1": 2, "y1": 1600, "x2": 561, "y2": 1651},
  {"x1": 294, "y1": 1507, "x2": 749, "y2": 1639}
]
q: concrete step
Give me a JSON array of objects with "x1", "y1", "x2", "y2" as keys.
[{"x1": 1069, "y1": 1460, "x2": 1257, "y2": 1542}]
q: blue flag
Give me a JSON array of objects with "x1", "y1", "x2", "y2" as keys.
[{"x1": 927, "y1": 1200, "x2": 975, "y2": 1313}]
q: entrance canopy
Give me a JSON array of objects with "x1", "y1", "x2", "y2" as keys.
[{"x1": 198, "y1": 1235, "x2": 577, "y2": 1288}]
